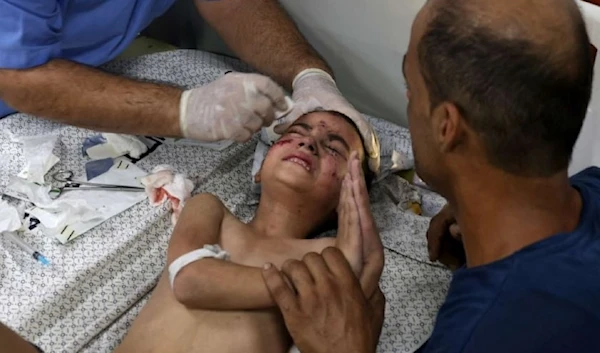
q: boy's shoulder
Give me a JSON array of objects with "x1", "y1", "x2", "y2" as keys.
[
  {"x1": 186, "y1": 193, "x2": 233, "y2": 217},
  {"x1": 189, "y1": 192, "x2": 224, "y2": 207}
]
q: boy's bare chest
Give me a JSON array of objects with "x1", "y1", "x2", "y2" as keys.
[{"x1": 219, "y1": 217, "x2": 334, "y2": 268}]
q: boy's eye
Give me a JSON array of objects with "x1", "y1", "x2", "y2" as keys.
[
  {"x1": 326, "y1": 145, "x2": 341, "y2": 157},
  {"x1": 285, "y1": 127, "x2": 304, "y2": 136}
]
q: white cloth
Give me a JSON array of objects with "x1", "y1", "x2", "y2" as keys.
[
  {"x1": 5, "y1": 177, "x2": 101, "y2": 233},
  {"x1": 86, "y1": 133, "x2": 148, "y2": 159},
  {"x1": 3, "y1": 158, "x2": 147, "y2": 243},
  {"x1": 168, "y1": 244, "x2": 230, "y2": 288},
  {"x1": 141, "y1": 165, "x2": 195, "y2": 225},
  {"x1": 0, "y1": 200, "x2": 21, "y2": 233},
  {"x1": 12, "y1": 133, "x2": 60, "y2": 184}
]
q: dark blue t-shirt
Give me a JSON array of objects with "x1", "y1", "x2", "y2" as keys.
[{"x1": 419, "y1": 167, "x2": 600, "y2": 353}]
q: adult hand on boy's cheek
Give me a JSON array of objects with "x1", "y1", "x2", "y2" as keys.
[
  {"x1": 348, "y1": 153, "x2": 384, "y2": 298},
  {"x1": 262, "y1": 248, "x2": 384, "y2": 353}
]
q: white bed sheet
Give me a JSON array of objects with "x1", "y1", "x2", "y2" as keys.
[{"x1": 0, "y1": 50, "x2": 451, "y2": 353}]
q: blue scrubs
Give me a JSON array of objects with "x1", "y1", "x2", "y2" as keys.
[
  {"x1": 418, "y1": 167, "x2": 600, "y2": 353},
  {"x1": 0, "y1": 0, "x2": 177, "y2": 117}
]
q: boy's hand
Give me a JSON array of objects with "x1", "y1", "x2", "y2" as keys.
[
  {"x1": 336, "y1": 162, "x2": 363, "y2": 277},
  {"x1": 348, "y1": 153, "x2": 384, "y2": 298}
]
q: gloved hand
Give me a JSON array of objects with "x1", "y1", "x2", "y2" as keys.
[
  {"x1": 179, "y1": 73, "x2": 292, "y2": 142},
  {"x1": 274, "y1": 69, "x2": 380, "y2": 173}
]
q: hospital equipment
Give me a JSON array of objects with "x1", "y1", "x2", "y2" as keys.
[
  {"x1": 49, "y1": 170, "x2": 145, "y2": 199},
  {"x1": 4, "y1": 232, "x2": 50, "y2": 266}
]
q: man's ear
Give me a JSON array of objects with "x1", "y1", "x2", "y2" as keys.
[{"x1": 431, "y1": 102, "x2": 464, "y2": 153}]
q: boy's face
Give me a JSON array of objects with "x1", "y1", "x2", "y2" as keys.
[{"x1": 258, "y1": 111, "x2": 366, "y2": 210}]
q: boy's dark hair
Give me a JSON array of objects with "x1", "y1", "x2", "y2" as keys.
[{"x1": 418, "y1": 2, "x2": 594, "y2": 177}]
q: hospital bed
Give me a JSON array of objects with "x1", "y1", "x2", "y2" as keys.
[{"x1": 1, "y1": 2, "x2": 599, "y2": 353}]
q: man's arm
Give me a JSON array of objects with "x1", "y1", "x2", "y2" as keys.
[
  {"x1": 167, "y1": 193, "x2": 276, "y2": 310},
  {"x1": 0, "y1": 59, "x2": 182, "y2": 136},
  {"x1": 195, "y1": 0, "x2": 331, "y2": 89},
  {"x1": 0, "y1": 322, "x2": 40, "y2": 353},
  {"x1": 262, "y1": 249, "x2": 385, "y2": 353}
]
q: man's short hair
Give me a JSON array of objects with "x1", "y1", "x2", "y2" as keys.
[{"x1": 418, "y1": 2, "x2": 594, "y2": 177}]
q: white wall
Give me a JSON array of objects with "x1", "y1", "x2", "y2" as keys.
[
  {"x1": 279, "y1": 0, "x2": 426, "y2": 126},
  {"x1": 570, "y1": 1, "x2": 600, "y2": 175},
  {"x1": 280, "y1": 0, "x2": 600, "y2": 173},
  {"x1": 193, "y1": 0, "x2": 599, "y2": 172},
  {"x1": 155, "y1": 0, "x2": 423, "y2": 125}
]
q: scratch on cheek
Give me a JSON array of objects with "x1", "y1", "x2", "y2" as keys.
[
  {"x1": 332, "y1": 169, "x2": 346, "y2": 181},
  {"x1": 273, "y1": 139, "x2": 292, "y2": 147}
]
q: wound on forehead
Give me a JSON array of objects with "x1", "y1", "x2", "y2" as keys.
[{"x1": 293, "y1": 110, "x2": 376, "y2": 187}]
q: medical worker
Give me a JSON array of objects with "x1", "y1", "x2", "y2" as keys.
[{"x1": 0, "y1": 0, "x2": 357, "y2": 143}]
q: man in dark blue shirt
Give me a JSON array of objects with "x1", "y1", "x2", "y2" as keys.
[
  {"x1": 259, "y1": 0, "x2": 600, "y2": 353},
  {"x1": 408, "y1": 0, "x2": 599, "y2": 351},
  {"x1": 421, "y1": 168, "x2": 600, "y2": 353}
]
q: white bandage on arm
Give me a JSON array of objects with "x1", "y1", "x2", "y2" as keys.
[{"x1": 168, "y1": 244, "x2": 230, "y2": 289}]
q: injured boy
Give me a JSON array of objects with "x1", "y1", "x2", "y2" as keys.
[{"x1": 114, "y1": 109, "x2": 382, "y2": 353}]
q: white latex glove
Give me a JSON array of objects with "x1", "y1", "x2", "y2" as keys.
[
  {"x1": 275, "y1": 69, "x2": 381, "y2": 174},
  {"x1": 180, "y1": 73, "x2": 292, "y2": 142}
]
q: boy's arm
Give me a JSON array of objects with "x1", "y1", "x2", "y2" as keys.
[{"x1": 167, "y1": 193, "x2": 276, "y2": 310}]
